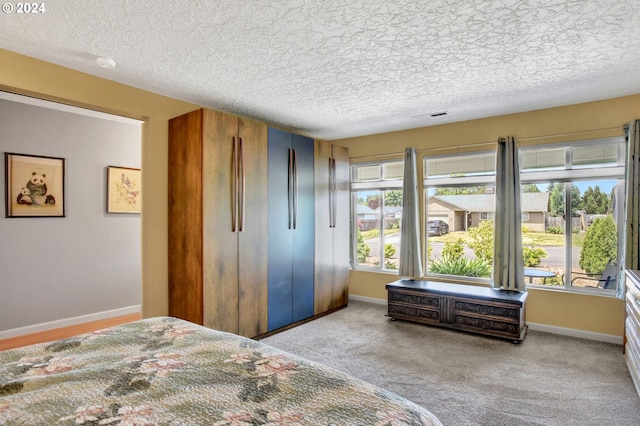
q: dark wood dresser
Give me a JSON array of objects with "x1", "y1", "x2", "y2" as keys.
[
  {"x1": 386, "y1": 279, "x2": 527, "y2": 343},
  {"x1": 624, "y1": 270, "x2": 640, "y2": 397}
]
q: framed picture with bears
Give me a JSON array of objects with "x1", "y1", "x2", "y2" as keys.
[{"x1": 4, "y1": 152, "x2": 65, "y2": 218}]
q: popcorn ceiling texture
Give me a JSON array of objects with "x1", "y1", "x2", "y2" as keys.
[{"x1": 2, "y1": 0, "x2": 640, "y2": 139}]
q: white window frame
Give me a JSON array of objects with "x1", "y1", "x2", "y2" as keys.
[
  {"x1": 351, "y1": 160, "x2": 404, "y2": 273},
  {"x1": 519, "y1": 137, "x2": 626, "y2": 295},
  {"x1": 423, "y1": 150, "x2": 496, "y2": 283}
]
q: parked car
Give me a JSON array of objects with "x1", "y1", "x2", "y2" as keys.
[{"x1": 427, "y1": 219, "x2": 449, "y2": 236}]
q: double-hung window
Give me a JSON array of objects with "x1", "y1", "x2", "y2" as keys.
[
  {"x1": 423, "y1": 151, "x2": 497, "y2": 280},
  {"x1": 519, "y1": 137, "x2": 626, "y2": 292},
  {"x1": 351, "y1": 160, "x2": 403, "y2": 271}
]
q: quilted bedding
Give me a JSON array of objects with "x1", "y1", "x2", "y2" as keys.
[{"x1": 0, "y1": 316, "x2": 442, "y2": 425}]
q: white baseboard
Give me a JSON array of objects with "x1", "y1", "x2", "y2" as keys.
[
  {"x1": 527, "y1": 322, "x2": 623, "y2": 345},
  {"x1": 349, "y1": 294, "x2": 386, "y2": 305},
  {"x1": 349, "y1": 295, "x2": 622, "y2": 345},
  {"x1": 0, "y1": 305, "x2": 141, "y2": 340}
]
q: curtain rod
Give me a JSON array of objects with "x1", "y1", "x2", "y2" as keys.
[{"x1": 350, "y1": 125, "x2": 624, "y2": 161}]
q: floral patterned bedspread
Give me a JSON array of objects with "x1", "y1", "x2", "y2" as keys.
[{"x1": 0, "y1": 317, "x2": 442, "y2": 425}]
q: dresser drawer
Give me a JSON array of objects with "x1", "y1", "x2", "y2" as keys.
[
  {"x1": 627, "y1": 305, "x2": 640, "y2": 344},
  {"x1": 388, "y1": 303, "x2": 441, "y2": 324},
  {"x1": 452, "y1": 314, "x2": 520, "y2": 338},
  {"x1": 389, "y1": 290, "x2": 440, "y2": 308},
  {"x1": 628, "y1": 280, "x2": 640, "y2": 303},
  {"x1": 625, "y1": 270, "x2": 640, "y2": 398},
  {"x1": 451, "y1": 298, "x2": 520, "y2": 322},
  {"x1": 625, "y1": 316, "x2": 640, "y2": 397},
  {"x1": 627, "y1": 292, "x2": 640, "y2": 330}
]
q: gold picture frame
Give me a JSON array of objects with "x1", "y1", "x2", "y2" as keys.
[
  {"x1": 5, "y1": 152, "x2": 66, "y2": 218},
  {"x1": 107, "y1": 166, "x2": 141, "y2": 214}
]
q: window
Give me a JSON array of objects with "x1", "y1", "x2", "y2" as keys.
[
  {"x1": 424, "y1": 151, "x2": 496, "y2": 280},
  {"x1": 349, "y1": 136, "x2": 627, "y2": 297},
  {"x1": 519, "y1": 137, "x2": 625, "y2": 292},
  {"x1": 351, "y1": 161, "x2": 403, "y2": 271}
]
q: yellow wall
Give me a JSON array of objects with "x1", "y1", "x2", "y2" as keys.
[
  {"x1": 0, "y1": 49, "x2": 198, "y2": 319},
  {"x1": 350, "y1": 271, "x2": 625, "y2": 336},
  {"x1": 336, "y1": 95, "x2": 640, "y2": 338},
  {"x1": 2, "y1": 48, "x2": 635, "y2": 338}
]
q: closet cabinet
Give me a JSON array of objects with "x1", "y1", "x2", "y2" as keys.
[
  {"x1": 168, "y1": 109, "x2": 268, "y2": 338},
  {"x1": 267, "y1": 127, "x2": 315, "y2": 331},
  {"x1": 314, "y1": 141, "x2": 350, "y2": 313}
]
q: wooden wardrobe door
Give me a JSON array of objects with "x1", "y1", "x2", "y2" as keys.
[
  {"x1": 202, "y1": 110, "x2": 240, "y2": 333},
  {"x1": 237, "y1": 117, "x2": 268, "y2": 337},
  {"x1": 314, "y1": 141, "x2": 349, "y2": 313},
  {"x1": 168, "y1": 110, "x2": 205, "y2": 324},
  {"x1": 314, "y1": 140, "x2": 333, "y2": 313},
  {"x1": 332, "y1": 144, "x2": 350, "y2": 308},
  {"x1": 170, "y1": 109, "x2": 269, "y2": 338}
]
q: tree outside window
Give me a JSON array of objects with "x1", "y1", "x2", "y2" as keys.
[{"x1": 520, "y1": 138, "x2": 624, "y2": 291}]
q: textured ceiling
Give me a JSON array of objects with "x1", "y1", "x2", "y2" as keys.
[{"x1": 2, "y1": 0, "x2": 640, "y2": 140}]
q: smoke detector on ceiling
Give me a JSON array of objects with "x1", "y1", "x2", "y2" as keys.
[{"x1": 95, "y1": 56, "x2": 116, "y2": 69}]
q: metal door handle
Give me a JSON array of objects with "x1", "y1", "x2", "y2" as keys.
[
  {"x1": 232, "y1": 136, "x2": 238, "y2": 232},
  {"x1": 288, "y1": 148, "x2": 293, "y2": 229},
  {"x1": 328, "y1": 157, "x2": 334, "y2": 228},
  {"x1": 331, "y1": 157, "x2": 337, "y2": 228},
  {"x1": 293, "y1": 148, "x2": 298, "y2": 230},
  {"x1": 239, "y1": 137, "x2": 245, "y2": 232}
]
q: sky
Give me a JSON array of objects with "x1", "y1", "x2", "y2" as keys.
[
  {"x1": 355, "y1": 179, "x2": 620, "y2": 204},
  {"x1": 538, "y1": 179, "x2": 618, "y2": 195}
]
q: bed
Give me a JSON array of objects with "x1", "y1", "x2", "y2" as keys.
[{"x1": 0, "y1": 316, "x2": 442, "y2": 425}]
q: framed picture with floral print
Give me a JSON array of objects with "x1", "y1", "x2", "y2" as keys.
[
  {"x1": 5, "y1": 152, "x2": 66, "y2": 218},
  {"x1": 107, "y1": 166, "x2": 141, "y2": 214}
]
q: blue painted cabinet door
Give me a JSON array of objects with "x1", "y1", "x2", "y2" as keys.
[
  {"x1": 267, "y1": 128, "x2": 314, "y2": 331},
  {"x1": 291, "y1": 133, "x2": 315, "y2": 323},
  {"x1": 267, "y1": 128, "x2": 294, "y2": 331}
]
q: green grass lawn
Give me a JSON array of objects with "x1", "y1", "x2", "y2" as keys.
[
  {"x1": 360, "y1": 228, "x2": 399, "y2": 239},
  {"x1": 362, "y1": 228, "x2": 587, "y2": 248},
  {"x1": 430, "y1": 230, "x2": 586, "y2": 248}
]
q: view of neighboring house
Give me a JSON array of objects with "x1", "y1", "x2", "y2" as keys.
[
  {"x1": 427, "y1": 192, "x2": 550, "y2": 232},
  {"x1": 356, "y1": 204, "x2": 378, "y2": 230},
  {"x1": 383, "y1": 206, "x2": 402, "y2": 229},
  {"x1": 357, "y1": 205, "x2": 402, "y2": 231}
]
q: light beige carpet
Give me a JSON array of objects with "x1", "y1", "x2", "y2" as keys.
[{"x1": 261, "y1": 299, "x2": 640, "y2": 426}]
